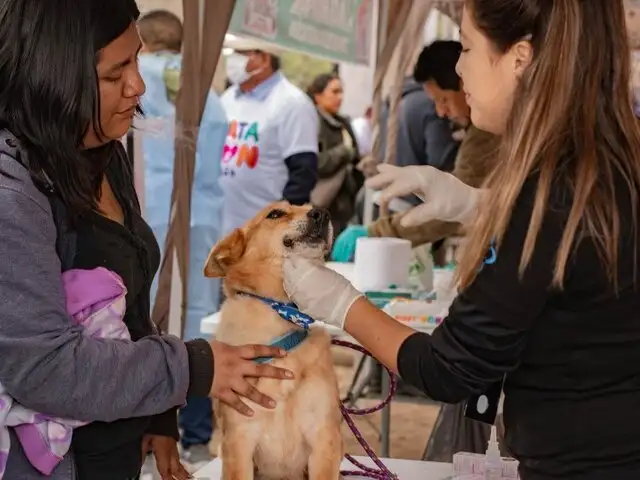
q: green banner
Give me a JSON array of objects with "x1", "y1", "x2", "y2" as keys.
[{"x1": 228, "y1": 0, "x2": 375, "y2": 65}]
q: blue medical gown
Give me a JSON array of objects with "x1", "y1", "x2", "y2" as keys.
[{"x1": 138, "y1": 52, "x2": 227, "y2": 341}]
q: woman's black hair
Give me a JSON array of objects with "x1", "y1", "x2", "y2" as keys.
[
  {"x1": 0, "y1": 0, "x2": 140, "y2": 218},
  {"x1": 306, "y1": 72, "x2": 340, "y2": 103}
]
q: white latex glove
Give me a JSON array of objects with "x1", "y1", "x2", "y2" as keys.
[
  {"x1": 366, "y1": 164, "x2": 484, "y2": 228},
  {"x1": 283, "y1": 256, "x2": 363, "y2": 329}
]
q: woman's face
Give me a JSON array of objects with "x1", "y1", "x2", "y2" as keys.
[
  {"x1": 315, "y1": 78, "x2": 343, "y2": 115},
  {"x1": 84, "y1": 22, "x2": 145, "y2": 148},
  {"x1": 455, "y1": 6, "x2": 528, "y2": 134}
]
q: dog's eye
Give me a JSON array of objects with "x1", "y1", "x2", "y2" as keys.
[{"x1": 266, "y1": 209, "x2": 286, "y2": 220}]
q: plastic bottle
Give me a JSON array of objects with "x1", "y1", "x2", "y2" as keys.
[{"x1": 484, "y1": 425, "x2": 502, "y2": 480}]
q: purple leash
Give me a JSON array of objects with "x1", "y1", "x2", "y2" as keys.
[{"x1": 332, "y1": 339, "x2": 399, "y2": 479}]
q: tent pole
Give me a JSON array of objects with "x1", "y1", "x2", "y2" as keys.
[{"x1": 363, "y1": 0, "x2": 393, "y2": 225}]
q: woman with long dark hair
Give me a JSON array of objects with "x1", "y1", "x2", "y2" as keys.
[
  {"x1": 283, "y1": 1, "x2": 640, "y2": 478},
  {"x1": 307, "y1": 73, "x2": 363, "y2": 236},
  {"x1": 0, "y1": 1, "x2": 290, "y2": 479}
]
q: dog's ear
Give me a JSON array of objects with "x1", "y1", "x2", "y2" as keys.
[{"x1": 204, "y1": 229, "x2": 246, "y2": 278}]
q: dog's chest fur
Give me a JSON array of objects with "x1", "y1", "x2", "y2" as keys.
[{"x1": 215, "y1": 296, "x2": 343, "y2": 480}]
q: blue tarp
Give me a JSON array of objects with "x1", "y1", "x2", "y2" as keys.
[{"x1": 138, "y1": 52, "x2": 228, "y2": 340}]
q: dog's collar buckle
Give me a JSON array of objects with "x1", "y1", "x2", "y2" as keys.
[{"x1": 238, "y1": 291, "x2": 315, "y2": 329}]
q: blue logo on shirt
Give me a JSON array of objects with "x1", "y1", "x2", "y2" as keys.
[
  {"x1": 477, "y1": 241, "x2": 497, "y2": 272},
  {"x1": 483, "y1": 241, "x2": 497, "y2": 265}
]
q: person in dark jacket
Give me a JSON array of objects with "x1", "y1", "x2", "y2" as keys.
[
  {"x1": 0, "y1": 2, "x2": 290, "y2": 479},
  {"x1": 353, "y1": 61, "x2": 458, "y2": 223},
  {"x1": 307, "y1": 73, "x2": 364, "y2": 236},
  {"x1": 335, "y1": 41, "x2": 484, "y2": 265},
  {"x1": 378, "y1": 77, "x2": 458, "y2": 191}
]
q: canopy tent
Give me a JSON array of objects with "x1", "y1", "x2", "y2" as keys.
[{"x1": 150, "y1": 0, "x2": 464, "y2": 333}]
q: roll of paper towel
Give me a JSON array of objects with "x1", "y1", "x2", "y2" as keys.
[{"x1": 354, "y1": 237, "x2": 412, "y2": 291}]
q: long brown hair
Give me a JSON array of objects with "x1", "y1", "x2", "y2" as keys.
[{"x1": 458, "y1": 0, "x2": 640, "y2": 290}]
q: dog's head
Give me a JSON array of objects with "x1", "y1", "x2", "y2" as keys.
[{"x1": 204, "y1": 202, "x2": 332, "y2": 300}]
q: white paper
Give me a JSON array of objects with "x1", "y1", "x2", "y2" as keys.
[{"x1": 354, "y1": 237, "x2": 412, "y2": 291}]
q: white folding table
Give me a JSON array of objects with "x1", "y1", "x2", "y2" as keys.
[{"x1": 194, "y1": 456, "x2": 454, "y2": 479}]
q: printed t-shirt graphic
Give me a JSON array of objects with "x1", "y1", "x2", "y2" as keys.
[{"x1": 222, "y1": 119, "x2": 260, "y2": 171}]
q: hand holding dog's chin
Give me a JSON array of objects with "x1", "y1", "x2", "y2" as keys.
[
  {"x1": 282, "y1": 255, "x2": 363, "y2": 329},
  {"x1": 209, "y1": 340, "x2": 294, "y2": 416}
]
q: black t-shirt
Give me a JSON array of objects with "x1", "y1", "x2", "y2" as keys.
[
  {"x1": 68, "y1": 145, "x2": 174, "y2": 479},
  {"x1": 397, "y1": 173, "x2": 640, "y2": 479}
]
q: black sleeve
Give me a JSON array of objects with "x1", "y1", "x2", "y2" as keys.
[
  {"x1": 185, "y1": 338, "x2": 214, "y2": 397},
  {"x1": 146, "y1": 407, "x2": 180, "y2": 440},
  {"x1": 396, "y1": 177, "x2": 566, "y2": 402},
  {"x1": 283, "y1": 151, "x2": 318, "y2": 205}
]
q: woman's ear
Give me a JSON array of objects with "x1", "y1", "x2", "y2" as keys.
[
  {"x1": 203, "y1": 229, "x2": 246, "y2": 278},
  {"x1": 512, "y1": 39, "x2": 533, "y2": 77}
]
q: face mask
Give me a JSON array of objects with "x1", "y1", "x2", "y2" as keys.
[{"x1": 226, "y1": 54, "x2": 252, "y2": 85}]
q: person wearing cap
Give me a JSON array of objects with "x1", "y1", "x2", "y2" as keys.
[{"x1": 220, "y1": 39, "x2": 319, "y2": 234}]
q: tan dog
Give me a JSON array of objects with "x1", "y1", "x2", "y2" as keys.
[{"x1": 204, "y1": 202, "x2": 343, "y2": 480}]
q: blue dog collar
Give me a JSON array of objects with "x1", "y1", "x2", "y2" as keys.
[
  {"x1": 238, "y1": 291, "x2": 315, "y2": 329},
  {"x1": 237, "y1": 291, "x2": 314, "y2": 364},
  {"x1": 253, "y1": 329, "x2": 309, "y2": 364}
]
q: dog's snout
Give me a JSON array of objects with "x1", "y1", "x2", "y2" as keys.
[
  {"x1": 304, "y1": 208, "x2": 330, "y2": 241},
  {"x1": 307, "y1": 208, "x2": 329, "y2": 226}
]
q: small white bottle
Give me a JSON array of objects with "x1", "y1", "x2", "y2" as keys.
[{"x1": 484, "y1": 425, "x2": 502, "y2": 480}]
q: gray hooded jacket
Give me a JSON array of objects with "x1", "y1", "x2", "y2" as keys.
[{"x1": 0, "y1": 131, "x2": 211, "y2": 479}]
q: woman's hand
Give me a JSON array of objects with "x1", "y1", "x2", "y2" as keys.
[
  {"x1": 366, "y1": 164, "x2": 483, "y2": 227},
  {"x1": 283, "y1": 256, "x2": 363, "y2": 329},
  {"x1": 356, "y1": 154, "x2": 380, "y2": 178},
  {"x1": 141, "y1": 434, "x2": 190, "y2": 480},
  {"x1": 209, "y1": 341, "x2": 294, "y2": 416}
]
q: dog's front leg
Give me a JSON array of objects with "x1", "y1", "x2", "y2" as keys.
[
  {"x1": 306, "y1": 426, "x2": 343, "y2": 480},
  {"x1": 220, "y1": 430, "x2": 257, "y2": 480}
]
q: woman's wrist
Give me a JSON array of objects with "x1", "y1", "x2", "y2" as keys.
[
  {"x1": 184, "y1": 339, "x2": 214, "y2": 397},
  {"x1": 145, "y1": 407, "x2": 180, "y2": 441},
  {"x1": 339, "y1": 292, "x2": 368, "y2": 330},
  {"x1": 342, "y1": 296, "x2": 417, "y2": 373},
  {"x1": 342, "y1": 295, "x2": 368, "y2": 330},
  {"x1": 458, "y1": 187, "x2": 486, "y2": 226}
]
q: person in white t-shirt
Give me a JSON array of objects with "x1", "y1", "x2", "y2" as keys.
[{"x1": 220, "y1": 39, "x2": 319, "y2": 234}]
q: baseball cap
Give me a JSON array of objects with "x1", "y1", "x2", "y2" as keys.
[{"x1": 224, "y1": 36, "x2": 282, "y2": 56}]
